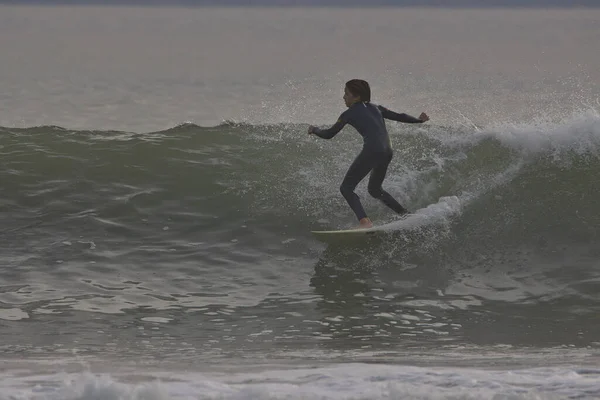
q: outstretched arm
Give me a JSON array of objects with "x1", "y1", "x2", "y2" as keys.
[
  {"x1": 378, "y1": 106, "x2": 429, "y2": 123},
  {"x1": 308, "y1": 115, "x2": 348, "y2": 139}
]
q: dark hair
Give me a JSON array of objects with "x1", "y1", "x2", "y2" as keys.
[{"x1": 345, "y1": 79, "x2": 371, "y2": 103}]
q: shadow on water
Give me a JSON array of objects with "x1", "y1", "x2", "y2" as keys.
[
  {"x1": 306, "y1": 218, "x2": 600, "y2": 349},
  {"x1": 310, "y1": 233, "x2": 450, "y2": 301},
  {"x1": 306, "y1": 231, "x2": 463, "y2": 350}
]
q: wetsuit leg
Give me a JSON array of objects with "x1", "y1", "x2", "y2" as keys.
[
  {"x1": 367, "y1": 151, "x2": 409, "y2": 215},
  {"x1": 340, "y1": 150, "x2": 378, "y2": 221}
]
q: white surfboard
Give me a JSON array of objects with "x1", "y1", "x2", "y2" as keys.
[
  {"x1": 311, "y1": 196, "x2": 461, "y2": 243},
  {"x1": 310, "y1": 215, "x2": 415, "y2": 243},
  {"x1": 311, "y1": 223, "x2": 400, "y2": 238},
  {"x1": 310, "y1": 226, "x2": 387, "y2": 244}
]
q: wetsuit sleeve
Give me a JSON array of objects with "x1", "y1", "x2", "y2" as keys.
[
  {"x1": 378, "y1": 105, "x2": 423, "y2": 123},
  {"x1": 312, "y1": 112, "x2": 349, "y2": 139}
]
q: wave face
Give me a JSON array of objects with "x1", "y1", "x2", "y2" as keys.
[{"x1": 1, "y1": 112, "x2": 600, "y2": 363}]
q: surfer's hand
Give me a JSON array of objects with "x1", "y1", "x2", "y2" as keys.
[
  {"x1": 308, "y1": 126, "x2": 316, "y2": 135},
  {"x1": 419, "y1": 112, "x2": 430, "y2": 122}
]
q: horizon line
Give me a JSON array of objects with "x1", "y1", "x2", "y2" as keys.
[{"x1": 1, "y1": 0, "x2": 599, "y2": 7}]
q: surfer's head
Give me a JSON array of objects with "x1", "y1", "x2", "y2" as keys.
[{"x1": 344, "y1": 79, "x2": 371, "y2": 107}]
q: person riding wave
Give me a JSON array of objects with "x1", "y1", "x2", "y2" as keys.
[{"x1": 308, "y1": 79, "x2": 429, "y2": 229}]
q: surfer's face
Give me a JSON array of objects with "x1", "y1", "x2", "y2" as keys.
[{"x1": 343, "y1": 86, "x2": 360, "y2": 107}]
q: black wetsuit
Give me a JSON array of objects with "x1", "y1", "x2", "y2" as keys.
[{"x1": 312, "y1": 102, "x2": 424, "y2": 221}]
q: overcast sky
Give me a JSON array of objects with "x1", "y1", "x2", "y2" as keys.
[{"x1": 0, "y1": 0, "x2": 598, "y2": 6}]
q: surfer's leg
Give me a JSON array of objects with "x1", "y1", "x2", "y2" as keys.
[
  {"x1": 367, "y1": 152, "x2": 409, "y2": 215},
  {"x1": 340, "y1": 151, "x2": 376, "y2": 222}
]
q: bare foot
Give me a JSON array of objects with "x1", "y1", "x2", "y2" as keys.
[{"x1": 358, "y1": 218, "x2": 373, "y2": 229}]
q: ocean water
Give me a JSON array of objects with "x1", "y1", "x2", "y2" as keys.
[{"x1": 1, "y1": 5, "x2": 600, "y2": 400}]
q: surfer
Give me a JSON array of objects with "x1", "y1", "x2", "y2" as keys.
[{"x1": 308, "y1": 79, "x2": 429, "y2": 229}]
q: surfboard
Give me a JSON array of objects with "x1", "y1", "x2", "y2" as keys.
[
  {"x1": 311, "y1": 196, "x2": 461, "y2": 243},
  {"x1": 311, "y1": 218, "x2": 407, "y2": 243},
  {"x1": 310, "y1": 226, "x2": 381, "y2": 236},
  {"x1": 311, "y1": 226, "x2": 384, "y2": 238},
  {"x1": 310, "y1": 226, "x2": 385, "y2": 244}
]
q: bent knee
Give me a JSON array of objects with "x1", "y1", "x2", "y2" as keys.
[
  {"x1": 340, "y1": 183, "x2": 356, "y2": 197},
  {"x1": 368, "y1": 186, "x2": 383, "y2": 198}
]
